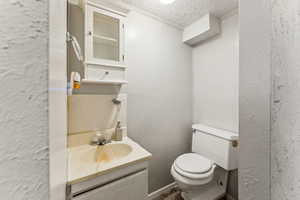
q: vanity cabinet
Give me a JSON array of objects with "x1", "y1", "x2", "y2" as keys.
[
  {"x1": 67, "y1": 161, "x2": 149, "y2": 200},
  {"x1": 73, "y1": 170, "x2": 147, "y2": 200}
]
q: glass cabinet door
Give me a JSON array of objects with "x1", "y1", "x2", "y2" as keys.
[{"x1": 86, "y1": 5, "x2": 125, "y2": 66}]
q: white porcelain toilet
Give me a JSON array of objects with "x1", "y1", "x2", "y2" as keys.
[{"x1": 171, "y1": 124, "x2": 238, "y2": 200}]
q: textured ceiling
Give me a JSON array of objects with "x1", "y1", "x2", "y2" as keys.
[{"x1": 118, "y1": 0, "x2": 239, "y2": 28}]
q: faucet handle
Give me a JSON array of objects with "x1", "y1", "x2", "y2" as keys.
[
  {"x1": 90, "y1": 132, "x2": 112, "y2": 146},
  {"x1": 90, "y1": 132, "x2": 104, "y2": 146}
]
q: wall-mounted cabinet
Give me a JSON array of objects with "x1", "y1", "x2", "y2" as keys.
[
  {"x1": 85, "y1": 5, "x2": 125, "y2": 68},
  {"x1": 68, "y1": 0, "x2": 129, "y2": 86}
]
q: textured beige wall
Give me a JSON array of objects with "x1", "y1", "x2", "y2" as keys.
[
  {"x1": 68, "y1": 95, "x2": 127, "y2": 134},
  {"x1": 0, "y1": 0, "x2": 50, "y2": 199},
  {"x1": 271, "y1": 1, "x2": 300, "y2": 199}
]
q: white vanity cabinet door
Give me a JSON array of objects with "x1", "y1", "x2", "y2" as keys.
[
  {"x1": 85, "y1": 4, "x2": 125, "y2": 68},
  {"x1": 73, "y1": 170, "x2": 148, "y2": 200}
]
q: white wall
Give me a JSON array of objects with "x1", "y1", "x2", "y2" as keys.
[
  {"x1": 49, "y1": 0, "x2": 68, "y2": 200},
  {"x1": 271, "y1": 1, "x2": 300, "y2": 199},
  {"x1": 239, "y1": 0, "x2": 271, "y2": 199},
  {"x1": 0, "y1": 0, "x2": 50, "y2": 199},
  {"x1": 192, "y1": 14, "x2": 239, "y2": 132},
  {"x1": 126, "y1": 11, "x2": 193, "y2": 193}
]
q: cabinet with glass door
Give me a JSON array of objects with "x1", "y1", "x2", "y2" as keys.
[
  {"x1": 85, "y1": 4, "x2": 125, "y2": 68},
  {"x1": 76, "y1": 1, "x2": 128, "y2": 85}
]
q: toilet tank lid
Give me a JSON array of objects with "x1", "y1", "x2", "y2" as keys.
[{"x1": 192, "y1": 124, "x2": 238, "y2": 141}]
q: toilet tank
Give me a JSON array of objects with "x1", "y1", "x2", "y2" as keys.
[{"x1": 192, "y1": 124, "x2": 238, "y2": 170}]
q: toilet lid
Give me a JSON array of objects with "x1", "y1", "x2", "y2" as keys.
[{"x1": 175, "y1": 153, "x2": 212, "y2": 174}]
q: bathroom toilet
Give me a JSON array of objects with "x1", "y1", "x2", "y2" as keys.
[{"x1": 171, "y1": 124, "x2": 238, "y2": 200}]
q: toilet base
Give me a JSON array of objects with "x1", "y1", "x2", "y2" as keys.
[
  {"x1": 178, "y1": 167, "x2": 228, "y2": 200},
  {"x1": 180, "y1": 182, "x2": 225, "y2": 200}
]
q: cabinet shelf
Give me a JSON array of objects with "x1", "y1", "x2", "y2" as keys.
[
  {"x1": 93, "y1": 34, "x2": 118, "y2": 46},
  {"x1": 85, "y1": 61, "x2": 127, "y2": 69},
  {"x1": 82, "y1": 79, "x2": 128, "y2": 85}
]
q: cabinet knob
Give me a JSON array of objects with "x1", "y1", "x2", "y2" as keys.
[{"x1": 88, "y1": 31, "x2": 92, "y2": 36}]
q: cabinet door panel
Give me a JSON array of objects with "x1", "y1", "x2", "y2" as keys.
[{"x1": 74, "y1": 170, "x2": 147, "y2": 200}]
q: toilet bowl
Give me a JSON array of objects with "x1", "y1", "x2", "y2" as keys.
[{"x1": 170, "y1": 124, "x2": 238, "y2": 200}]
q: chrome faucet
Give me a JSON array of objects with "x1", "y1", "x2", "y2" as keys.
[{"x1": 90, "y1": 132, "x2": 111, "y2": 146}]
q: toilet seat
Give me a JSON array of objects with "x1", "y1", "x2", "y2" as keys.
[
  {"x1": 171, "y1": 153, "x2": 216, "y2": 186},
  {"x1": 171, "y1": 164, "x2": 216, "y2": 186},
  {"x1": 175, "y1": 153, "x2": 213, "y2": 175},
  {"x1": 174, "y1": 164, "x2": 215, "y2": 180}
]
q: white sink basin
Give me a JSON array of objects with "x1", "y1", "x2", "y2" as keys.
[
  {"x1": 68, "y1": 137, "x2": 152, "y2": 184},
  {"x1": 81, "y1": 144, "x2": 133, "y2": 163}
]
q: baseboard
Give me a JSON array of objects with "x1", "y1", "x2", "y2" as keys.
[
  {"x1": 147, "y1": 182, "x2": 177, "y2": 200},
  {"x1": 226, "y1": 194, "x2": 235, "y2": 200}
]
